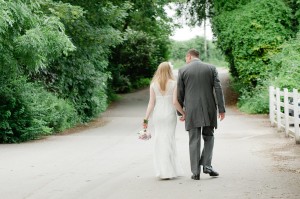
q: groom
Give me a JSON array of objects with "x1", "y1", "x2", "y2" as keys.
[{"x1": 177, "y1": 49, "x2": 226, "y2": 180}]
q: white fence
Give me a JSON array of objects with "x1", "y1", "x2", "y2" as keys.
[{"x1": 269, "y1": 86, "x2": 300, "y2": 144}]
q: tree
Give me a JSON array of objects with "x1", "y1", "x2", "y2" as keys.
[
  {"x1": 31, "y1": 0, "x2": 130, "y2": 121},
  {"x1": 177, "y1": 0, "x2": 300, "y2": 114},
  {"x1": 0, "y1": 0, "x2": 79, "y2": 142},
  {"x1": 108, "y1": 0, "x2": 174, "y2": 93}
]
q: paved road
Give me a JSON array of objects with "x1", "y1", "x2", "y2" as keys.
[{"x1": 0, "y1": 69, "x2": 300, "y2": 199}]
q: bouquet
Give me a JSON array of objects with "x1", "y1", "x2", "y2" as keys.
[{"x1": 138, "y1": 129, "x2": 151, "y2": 140}]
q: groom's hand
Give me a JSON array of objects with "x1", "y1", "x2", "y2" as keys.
[{"x1": 218, "y1": 112, "x2": 225, "y2": 121}]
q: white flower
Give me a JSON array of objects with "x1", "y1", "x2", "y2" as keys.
[{"x1": 138, "y1": 129, "x2": 151, "y2": 140}]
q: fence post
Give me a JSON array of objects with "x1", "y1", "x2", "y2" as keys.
[
  {"x1": 284, "y1": 88, "x2": 289, "y2": 137},
  {"x1": 276, "y1": 87, "x2": 281, "y2": 131},
  {"x1": 269, "y1": 86, "x2": 275, "y2": 126},
  {"x1": 293, "y1": 89, "x2": 300, "y2": 144}
]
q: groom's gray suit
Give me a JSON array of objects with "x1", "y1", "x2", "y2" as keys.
[{"x1": 177, "y1": 58, "x2": 225, "y2": 175}]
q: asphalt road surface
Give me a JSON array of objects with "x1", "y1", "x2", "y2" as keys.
[{"x1": 0, "y1": 69, "x2": 300, "y2": 199}]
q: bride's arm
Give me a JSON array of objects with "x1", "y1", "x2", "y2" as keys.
[
  {"x1": 173, "y1": 85, "x2": 185, "y2": 116},
  {"x1": 144, "y1": 85, "x2": 156, "y2": 122}
]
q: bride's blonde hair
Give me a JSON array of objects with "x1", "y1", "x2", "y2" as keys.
[{"x1": 151, "y1": 62, "x2": 174, "y2": 91}]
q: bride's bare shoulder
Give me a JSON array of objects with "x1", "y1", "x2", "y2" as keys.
[{"x1": 150, "y1": 82, "x2": 156, "y2": 89}]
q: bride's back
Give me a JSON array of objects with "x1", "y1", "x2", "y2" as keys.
[{"x1": 151, "y1": 80, "x2": 176, "y2": 98}]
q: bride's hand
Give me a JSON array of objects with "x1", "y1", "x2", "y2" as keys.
[
  {"x1": 143, "y1": 123, "x2": 148, "y2": 129},
  {"x1": 179, "y1": 113, "x2": 185, "y2": 121},
  {"x1": 143, "y1": 119, "x2": 148, "y2": 129}
]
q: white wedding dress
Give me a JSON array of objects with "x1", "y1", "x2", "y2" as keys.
[{"x1": 151, "y1": 80, "x2": 182, "y2": 179}]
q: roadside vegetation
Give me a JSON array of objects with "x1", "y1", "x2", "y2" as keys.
[
  {"x1": 1, "y1": 0, "x2": 300, "y2": 143},
  {"x1": 178, "y1": 0, "x2": 300, "y2": 113},
  {"x1": 0, "y1": 0, "x2": 173, "y2": 143}
]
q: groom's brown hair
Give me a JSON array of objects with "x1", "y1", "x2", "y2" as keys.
[{"x1": 187, "y1": 49, "x2": 200, "y2": 58}]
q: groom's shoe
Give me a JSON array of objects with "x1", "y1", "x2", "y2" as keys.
[
  {"x1": 191, "y1": 174, "x2": 200, "y2": 180},
  {"x1": 203, "y1": 166, "x2": 219, "y2": 177}
]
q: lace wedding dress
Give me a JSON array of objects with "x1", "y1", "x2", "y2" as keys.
[{"x1": 151, "y1": 80, "x2": 182, "y2": 179}]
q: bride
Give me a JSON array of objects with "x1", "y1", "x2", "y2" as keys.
[{"x1": 143, "y1": 62, "x2": 185, "y2": 179}]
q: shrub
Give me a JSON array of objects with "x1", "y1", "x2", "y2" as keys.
[
  {"x1": 0, "y1": 78, "x2": 78, "y2": 143},
  {"x1": 269, "y1": 33, "x2": 300, "y2": 90},
  {"x1": 212, "y1": 0, "x2": 294, "y2": 89},
  {"x1": 238, "y1": 33, "x2": 300, "y2": 114},
  {"x1": 132, "y1": 78, "x2": 151, "y2": 90},
  {"x1": 238, "y1": 85, "x2": 270, "y2": 114}
]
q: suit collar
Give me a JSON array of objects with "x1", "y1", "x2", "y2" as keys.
[{"x1": 190, "y1": 58, "x2": 200, "y2": 63}]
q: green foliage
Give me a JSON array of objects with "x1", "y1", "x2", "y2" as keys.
[
  {"x1": 108, "y1": 0, "x2": 173, "y2": 93},
  {"x1": 176, "y1": 0, "x2": 211, "y2": 25},
  {"x1": 38, "y1": 53, "x2": 110, "y2": 122},
  {"x1": 269, "y1": 33, "x2": 300, "y2": 90},
  {"x1": 237, "y1": 85, "x2": 270, "y2": 114},
  {"x1": 32, "y1": 0, "x2": 129, "y2": 121},
  {"x1": 238, "y1": 33, "x2": 300, "y2": 113},
  {"x1": 181, "y1": 0, "x2": 300, "y2": 114},
  {"x1": 0, "y1": 0, "x2": 75, "y2": 73},
  {"x1": 0, "y1": 0, "x2": 80, "y2": 142},
  {"x1": 203, "y1": 0, "x2": 299, "y2": 113},
  {"x1": 109, "y1": 29, "x2": 163, "y2": 93},
  {"x1": 0, "y1": 79, "x2": 49, "y2": 143},
  {"x1": 0, "y1": 0, "x2": 174, "y2": 142},
  {"x1": 169, "y1": 36, "x2": 227, "y2": 68},
  {"x1": 0, "y1": 78, "x2": 78, "y2": 143},
  {"x1": 170, "y1": 37, "x2": 206, "y2": 60},
  {"x1": 212, "y1": 0, "x2": 249, "y2": 15},
  {"x1": 132, "y1": 78, "x2": 152, "y2": 90},
  {"x1": 212, "y1": 0, "x2": 294, "y2": 89},
  {"x1": 14, "y1": 16, "x2": 75, "y2": 70}
]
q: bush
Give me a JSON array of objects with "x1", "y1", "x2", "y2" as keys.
[
  {"x1": 31, "y1": 1, "x2": 126, "y2": 122},
  {"x1": 269, "y1": 33, "x2": 300, "y2": 90},
  {"x1": 238, "y1": 85, "x2": 270, "y2": 114},
  {"x1": 40, "y1": 56, "x2": 110, "y2": 122},
  {"x1": 238, "y1": 33, "x2": 300, "y2": 114},
  {"x1": 212, "y1": 0, "x2": 294, "y2": 89},
  {"x1": 0, "y1": 78, "x2": 78, "y2": 143},
  {"x1": 132, "y1": 78, "x2": 151, "y2": 90},
  {"x1": 26, "y1": 85, "x2": 79, "y2": 133}
]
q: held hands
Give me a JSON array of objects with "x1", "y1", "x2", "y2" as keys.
[{"x1": 179, "y1": 112, "x2": 186, "y2": 122}]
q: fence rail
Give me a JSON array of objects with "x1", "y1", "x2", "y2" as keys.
[{"x1": 269, "y1": 86, "x2": 300, "y2": 144}]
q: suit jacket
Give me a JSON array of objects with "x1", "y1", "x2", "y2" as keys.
[{"x1": 177, "y1": 58, "x2": 225, "y2": 131}]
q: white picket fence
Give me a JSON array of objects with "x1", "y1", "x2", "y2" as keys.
[{"x1": 269, "y1": 86, "x2": 300, "y2": 144}]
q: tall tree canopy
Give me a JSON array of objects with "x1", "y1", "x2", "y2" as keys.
[{"x1": 108, "y1": 0, "x2": 173, "y2": 93}]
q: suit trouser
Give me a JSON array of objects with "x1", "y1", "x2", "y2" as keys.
[{"x1": 188, "y1": 126, "x2": 214, "y2": 175}]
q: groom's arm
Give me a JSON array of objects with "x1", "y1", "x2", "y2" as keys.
[
  {"x1": 212, "y1": 66, "x2": 226, "y2": 114},
  {"x1": 177, "y1": 69, "x2": 185, "y2": 116}
]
